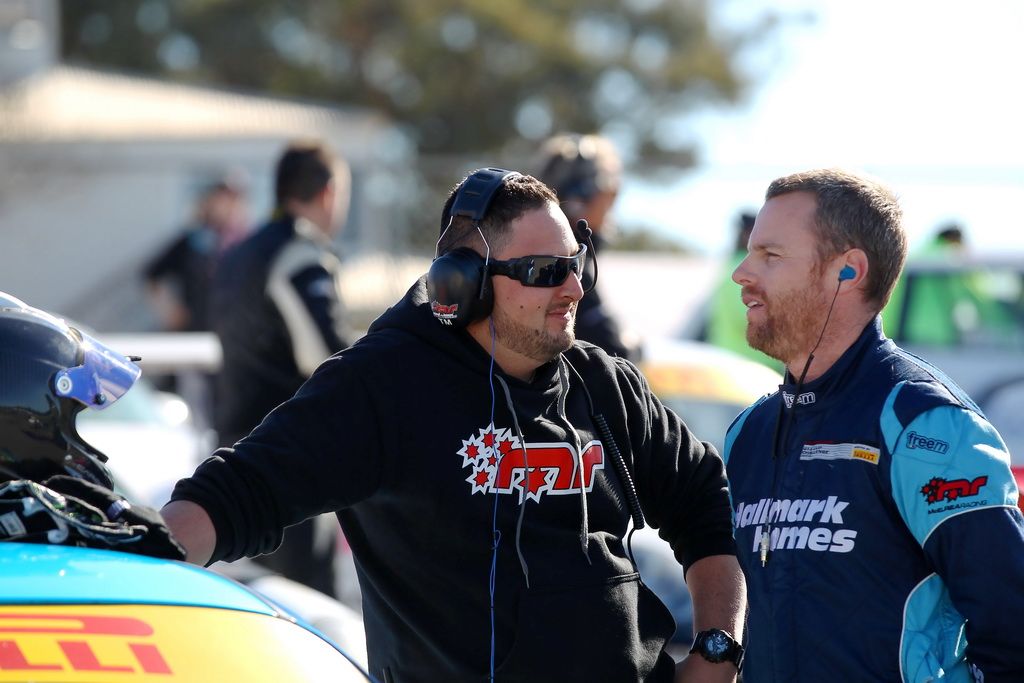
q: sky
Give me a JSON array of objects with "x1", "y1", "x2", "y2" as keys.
[{"x1": 617, "y1": 0, "x2": 1024, "y2": 257}]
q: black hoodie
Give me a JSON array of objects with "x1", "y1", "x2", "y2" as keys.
[{"x1": 172, "y1": 277, "x2": 736, "y2": 682}]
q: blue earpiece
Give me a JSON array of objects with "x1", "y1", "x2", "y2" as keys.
[{"x1": 839, "y1": 265, "x2": 856, "y2": 281}]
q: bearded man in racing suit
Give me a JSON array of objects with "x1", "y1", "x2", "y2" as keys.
[{"x1": 725, "y1": 168, "x2": 1024, "y2": 682}]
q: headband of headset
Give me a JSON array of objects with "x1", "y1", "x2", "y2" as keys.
[
  {"x1": 442, "y1": 168, "x2": 519, "y2": 230},
  {"x1": 428, "y1": 168, "x2": 519, "y2": 328}
]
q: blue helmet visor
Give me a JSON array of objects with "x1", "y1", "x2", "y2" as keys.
[{"x1": 52, "y1": 332, "x2": 141, "y2": 410}]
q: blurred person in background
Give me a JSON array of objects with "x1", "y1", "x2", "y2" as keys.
[
  {"x1": 143, "y1": 175, "x2": 249, "y2": 422},
  {"x1": 726, "y1": 168, "x2": 1024, "y2": 681},
  {"x1": 535, "y1": 132, "x2": 641, "y2": 362},
  {"x1": 702, "y1": 210, "x2": 781, "y2": 371},
  {"x1": 143, "y1": 176, "x2": 249, "y2": 334},
  {"x1": 211, "y1": 141, "x2": 354, "y2": 598}
]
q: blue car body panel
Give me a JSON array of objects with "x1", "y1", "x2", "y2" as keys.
[{"x1": 0, "y1": 542, "x2": 275, "y2": 614}]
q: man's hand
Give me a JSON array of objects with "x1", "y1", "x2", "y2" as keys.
[
  {"x1": 159, "y1": 499, "x2": 218, "y2": 566},
  {"x1": 42, "y1": 475, "x2": 186, "y2": 560},
  {"x1": 674, "y1": 654, "x2": 739, "y2": 683}
]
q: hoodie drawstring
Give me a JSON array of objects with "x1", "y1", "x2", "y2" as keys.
[
  {"x1": 556, "y1": 358, "x2": 592, "y2": 563},
  {"x1": 494, "y1": 374, "x2": 532, "y2": 588},
  {"x1": 562, "y1": 356, "x2": 646, "y2": 568}
]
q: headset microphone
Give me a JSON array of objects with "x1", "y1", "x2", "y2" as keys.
[
  {"x1": 575, "y1": 219, "x2": 598, "y2": 294},
  {"x1": 575, "y1": 219, "x2": 592, "y2": 242},
  {"x1": 839, "y1": 265, "x2": 856, "y2": 281}
]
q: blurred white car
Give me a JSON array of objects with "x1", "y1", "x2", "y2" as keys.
[{"x1": 77, "y1": 377, "x2": 213, "y2": 508}]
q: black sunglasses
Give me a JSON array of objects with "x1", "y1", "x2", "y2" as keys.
[{"x1": 487, "y1": 244, "x2": 588, "y2": 288}]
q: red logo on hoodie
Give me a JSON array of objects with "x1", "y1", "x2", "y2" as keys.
[
  {"x1": 431, "y1": 301, "x2": 459, "y2": 315},
  {"x1": 459, "y1": 425, "x2": 605, "y2": 502}
]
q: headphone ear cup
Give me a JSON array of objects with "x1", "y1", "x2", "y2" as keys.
[{"x1": 426, "y1": 248, "x2": 493, "y2": 328}]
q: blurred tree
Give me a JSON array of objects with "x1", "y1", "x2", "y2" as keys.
[{"x1": 60, "y1": 0, "x2": 783, "y2": 166}]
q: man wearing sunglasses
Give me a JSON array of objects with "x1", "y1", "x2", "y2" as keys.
[{"x1": 162, "y1": 170, "x2": 745, "y2": 683}]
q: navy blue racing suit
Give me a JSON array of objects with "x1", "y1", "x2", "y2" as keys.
[{"x1": 724, "y1": 318, "x2": 1024, "y2": 682}]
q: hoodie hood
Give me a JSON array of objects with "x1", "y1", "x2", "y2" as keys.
[{"x1": 368, "y1": 275, "x2": 469, "y2": 353}]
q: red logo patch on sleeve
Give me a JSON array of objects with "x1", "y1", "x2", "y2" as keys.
[{"x1": 920, "y1": 476, "x2": 988, "y2": 504}]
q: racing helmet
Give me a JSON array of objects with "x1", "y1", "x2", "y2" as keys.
[{"x1": 0, "y1": 292, "x2": 141, "y2": 488}]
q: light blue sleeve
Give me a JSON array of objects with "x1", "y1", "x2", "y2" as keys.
[{"x1": 887, "y1": 403, "x2": 1018, "y2": 547}]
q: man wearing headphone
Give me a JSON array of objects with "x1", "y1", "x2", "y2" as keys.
[
  {"x1": 163, "y1": 169, "x2": 746, "y2": 682},
  {"x1": 725, "y1": 168, "x2": 1024, "y2": 681}
]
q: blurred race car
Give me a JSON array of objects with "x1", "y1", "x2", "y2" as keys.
[{"x1": 0, "y1": 542, "x2": 372, "y2": 682}]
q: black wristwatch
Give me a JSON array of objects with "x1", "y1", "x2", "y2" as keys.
[{"x1": 689, "y1": 628, "x2": 744, "y2": 670}]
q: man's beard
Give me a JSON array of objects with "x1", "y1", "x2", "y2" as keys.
[
  {"x1": 492, "y1": 306, "x2": 575, "y2": 364},
  {"x1": 746, "y1": 285, "x2": 828, "y2": 363}
]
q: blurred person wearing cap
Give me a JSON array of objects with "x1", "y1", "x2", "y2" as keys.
[
  {"x1": 142, "y1": 175, "x2": 251, "y2": 432},
  {"x1": 143, "y1": 176, "x2": 250, "y2": 334},
  {"x1": 536, "y1": 133, "x2": 641, "y2": 362}
]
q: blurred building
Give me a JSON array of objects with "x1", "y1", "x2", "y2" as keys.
[{"x1": 0, "y1": 0, "x2": 417, "y2": 331}]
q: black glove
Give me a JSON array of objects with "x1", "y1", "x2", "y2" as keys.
[{"x1": 41, "y1": 475, "x2": 186, "y2": 561}]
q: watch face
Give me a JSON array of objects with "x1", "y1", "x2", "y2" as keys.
[
  {"x1": 706, "y1": 631, "x2": 731, "y2": 659},
  {"x1": 691, "y1": 629, "x2": 742, "y2": 670}
]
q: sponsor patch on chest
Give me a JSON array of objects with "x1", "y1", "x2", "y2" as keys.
[
  {"x1": 457, "y1": 424, "x2": 605, "y2": 503},
  {"x1": 799, "y1": 441, "x2": 880, "y2": 465}
]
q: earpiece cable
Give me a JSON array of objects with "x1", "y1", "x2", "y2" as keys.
[
  {"x1": 487, "y1": 317, "x2": 500, "y2": 681},
  {"x1": 435, "y1": 216, "x2": 454, "y2": 259},
  {"x1": 477, "y1": 225, "x2": 491, "y2": 300},
  {"x1": 761, "y1": 276, "x2": 844, "y2": 566}
]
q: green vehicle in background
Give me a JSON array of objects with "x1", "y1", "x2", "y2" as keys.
[{"x1": 881, "y1": 253, "x2": 1024, "y2": 509}]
